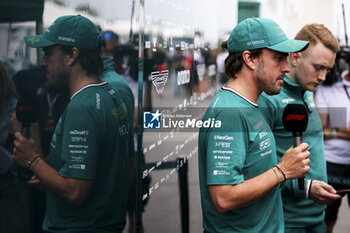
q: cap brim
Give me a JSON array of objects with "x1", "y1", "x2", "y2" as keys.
[
  {"x1": 268, "y1": 39, "x2": 309, "y2": 53},
  {"x1": 24, "y1": 35, "x2": 56, "y2": 48}
]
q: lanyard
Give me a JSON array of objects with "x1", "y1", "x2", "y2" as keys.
[{"x1": 47, "y1": 92, "x2": 58, "y2": 118}]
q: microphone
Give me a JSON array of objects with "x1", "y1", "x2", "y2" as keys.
[
  {"x1": 16, "y1": 93, "x2": 39, "y2": 138},
  {"x1": 282, "y1": 103, "x2": 309, "y2": 190}
]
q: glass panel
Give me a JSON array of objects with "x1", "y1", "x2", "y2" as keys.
[
  {"x1": 1, "y1": 1, "x2": 235, "y2": 232},
  {"x1": 140, "y1": 1, "x2": 220, "y2": 232}
]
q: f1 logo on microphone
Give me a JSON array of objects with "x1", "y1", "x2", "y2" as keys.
[
  {"x1": 144, "y1": 110, "x2": 161, "y2": 129},
  {"x1": 284, "y1": 115, "x2": 306, "y2": 121}
]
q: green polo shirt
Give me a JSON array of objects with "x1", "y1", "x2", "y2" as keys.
[
  {"x1": 43, "y1": 82, "x2": 130, "y2": 233},
  {"x1": 102, "y1": 56, "x2": 134, "y2": 158},
  {"x1": 198, "y1": 87, "x2": 284, "y2": 233},
  {"x1": 258, "y1": 75, "x2": 327, "y2": 229}
]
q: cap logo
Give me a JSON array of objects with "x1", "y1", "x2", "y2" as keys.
[
  {"x1": 27, "y1": 37, "x2": 40, "y2": 45},
  {"x1": 247, "y1": 40, "x2": 265, "y2": 46},
  {"x1": 273, "y1": 26, "x2": 281, "y2": 30},
  {"x1": 58, "y1": 36, "x2": 76, "y2": 43},
  {"x1": 47, "y1": 22, "x2": 55, "y2": 33},
  {"x1": 287, "y1": 41, "x2": 302, "y2": 49}
]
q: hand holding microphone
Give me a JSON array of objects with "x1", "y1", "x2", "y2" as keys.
[
  {"x1": 282, "y1": 103, "x2": 309, "y2": 190},
  {"x1": 16, "y1": 93, "x2": 39, "y2": 139},
  {"x1": 12, "y1": 93, "x2": 40, "y2": 174},
  {"x1": 277, "y1": 143, "x2": 310, "y2": 181}
]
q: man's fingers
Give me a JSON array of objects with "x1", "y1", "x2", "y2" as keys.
[
  {"x1": 323, "y1": 183, "x2": 337, "y2": 194},
  {"x1": 304, "y1": 158, "x2": 310, "y2": 166},
  {"x1": 305, "y1": 165, "x2": 310, "y2": 173},
  {"x1": 296, "y1": 142, "x2": 309, "y2": 152},
  {"x1": 13, "y1": 139, "x2": 19, "y2": 148},
  {"x1": 14, "y1": 131, "x2": 25, "y2": 141},
  {"x1": 28, "y1": 179, "x2": 41, "y2": 185},
  {"x1": 301, "y1": 150, "x2": 310, "y2": 159},
  {"x1": 316, "y1": 182, "x2": 342, "y2": 200},
  {"x1": 13, "y1": 137, "x2": 25, "y2": 154}
]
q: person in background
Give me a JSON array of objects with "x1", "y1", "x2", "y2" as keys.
[
  {"x1": 198, "y1": 17, "x2": 310, "y2": 233},
  {"x1": 100, "y1": 35, "x2": 137, "y2": 232},
  {"x1": 101, "y1": 30, "x2": 119, "y2": 57},
  {"x1": 259, "y1": 23, "x2": 342, "y2": 233},
  {"x1": 0, "y1": 61, "x2": 18, "y2": 175},
  {"x1": 12, "y1": 15, "x2": 131, "y2": 233},
  {"x1": 0, "y1": 61, "x2": 24, "y2": 233},
  {"x1": 315, "y1": 53, "x2": 350, "y2": 233}
]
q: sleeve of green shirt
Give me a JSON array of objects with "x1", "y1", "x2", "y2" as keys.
[
  {"x1": 206, "y1": 109, "x2": 248, "y2": 186},
  {"x1": 58, "y1": 103, "x2": 99, "y2": 180}
]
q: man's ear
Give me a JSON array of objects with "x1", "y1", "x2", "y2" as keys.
[
  {"x1": 290, "y1": 52, "x2": 301, "y2": 67},
  {"x1": 242, "y1": 50, "x2": 258, "y2": 70},
  {"x1": 66, "y1": 47, "x2": 79, "y2": 66}
]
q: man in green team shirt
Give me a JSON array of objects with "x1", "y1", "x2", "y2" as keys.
[
  {"x1": 198, "y1": 17, "x2": 311, "y2": 233},
  {"x1": 12, "y1": 15, "x2": 131, "y2": 233},
  {"x1": 258, "y1": 23, "x2": 342, "y2": 233}
]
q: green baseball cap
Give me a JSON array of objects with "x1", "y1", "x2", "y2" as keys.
[
  {"x1": 24, "y1": 15, "x2": 100, "y2": 49},
  {"x1": 227, "y1": 17, "x2": 309, "y2": 53}
]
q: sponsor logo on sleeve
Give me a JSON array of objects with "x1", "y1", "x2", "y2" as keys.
[
  {"x1": 282, "y1": 98, "x2": 295, "y2": 104},
  {"x1": 259, "y1": 138, "x2": 271, "y2": 150},
  {"x1": 215, "y1": 161, "x2": 228, "y2": 168},
  {"x1": 214, "y1": 142, "x2": 231, "y2": 148},
  {"x1": 259, "y1": 130, "x2": 267, "y2": 139},
  {"x1": 214, "y1": 135, "x2": 234, "y2": 140},
  {"x1": 260, "y1": 149, "x2": 272, "y2": 157},
  {"x1": 213, "y1": 170, "x2": 230, "y2": 176}
]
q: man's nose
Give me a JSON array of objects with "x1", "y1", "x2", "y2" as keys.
[{"x1": 282, "y1": 59, "x2": 290, "y2": 73}]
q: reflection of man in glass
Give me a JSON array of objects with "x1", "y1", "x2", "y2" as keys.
[
  {"x1": 198, "y1": 18, "x2": 310, "y2": 233},
  {"x1": 12, "y1": 15, "x2": 130, "y2": 233}
]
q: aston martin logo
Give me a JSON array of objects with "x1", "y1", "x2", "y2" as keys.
[{"x1": 27, "y1": 37, "x2": 40, "y2": 45}]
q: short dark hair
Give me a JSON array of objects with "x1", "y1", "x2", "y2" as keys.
[
  {"x1": 60, "y1": 37, "x2": 106, "y2": 77},
  {"x1": 222, "y1": 41, "x2": 262, "y2": 79}
]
